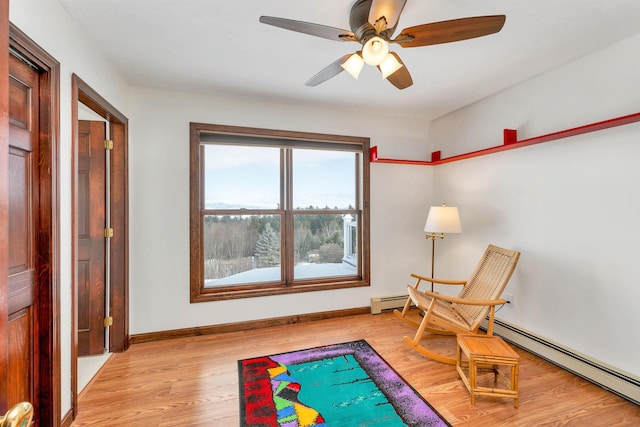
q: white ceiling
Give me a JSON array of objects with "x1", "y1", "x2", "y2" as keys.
[{"x1": 59, "y1": 0, "x2": 640, "y2": 120}]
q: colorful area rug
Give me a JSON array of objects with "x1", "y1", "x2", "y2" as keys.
[{"x1": 238, "y1": 339, "x2": 451, "y2": 426}]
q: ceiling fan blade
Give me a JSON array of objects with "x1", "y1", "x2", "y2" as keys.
[
  {"x1": 259, "y1": 16, "x2": 356, "y2": 42},
  {"x1": 378, "y1": 52, "x2": 412, "y2": 90},
  {"x1": 396, "y1": 15, "x2": 506, "y2": 48},
  {"x1": 305, "y1": 54, "x2": 353, "y2": 87},
  {"x1": 369, "y1": 0, "x2": 407, "y2": 30}
]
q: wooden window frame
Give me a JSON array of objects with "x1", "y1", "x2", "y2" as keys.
[{"x1": 189, "y1": 123, "x2": 370, "y2": 302}]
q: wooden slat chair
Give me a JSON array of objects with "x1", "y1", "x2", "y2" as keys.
[{"x1": 394, "y1": 244, "x2": 520, "y2": 364}]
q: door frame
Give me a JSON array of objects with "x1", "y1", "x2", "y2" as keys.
[
  {"x1": 2, "y1": 23, "x2": 61, "y2": 423},
  {"x1": 0, "y1": 0, "x2": 10, "y2": 412},
  {"x1": 71, "y1": 74, "x2": 129, "y2": 418}
]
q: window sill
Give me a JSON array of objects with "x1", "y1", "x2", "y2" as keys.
[{"x1": 191, "y1": 279, "x2": 370, "y2": 302}]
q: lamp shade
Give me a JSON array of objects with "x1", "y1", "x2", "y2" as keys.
[{"x1": 424, "y1": 206, "x2": 462, "y2": 234}]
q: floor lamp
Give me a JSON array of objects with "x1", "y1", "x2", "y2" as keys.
[{"x1": 424, "y1": 205, "x2": 462, "y2": 291}]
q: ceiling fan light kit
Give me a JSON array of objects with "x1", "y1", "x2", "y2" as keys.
[
  {"x1": 259, "y1": 0, "x2": 506, "y2": 90},
  {"x1": 379, "y1": 53, "x2": 404, "y2": 79},
  {"x1": 362, "y1": 36, "x2": 389, "y2": 65},
  {"x1": 341, "y1": 52, "x2": 365, "y2": 79}
]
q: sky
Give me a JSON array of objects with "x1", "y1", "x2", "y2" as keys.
[{"x1": 204, "y1": 145, "x2": 356, "y2": 210}]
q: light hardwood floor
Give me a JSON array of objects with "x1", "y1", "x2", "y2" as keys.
[{"x1": 72, "y1": 312, "x2": 640, "y2": 426}]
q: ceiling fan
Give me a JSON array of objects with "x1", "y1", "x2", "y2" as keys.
[{"x1": 259, "y1": 0, "x2": 505, "y2": 90}]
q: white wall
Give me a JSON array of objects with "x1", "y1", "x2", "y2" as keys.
[
  {"x1": 127, "y1": 87, "x2": 433, "y2": 333},
  {"x1": 429, "y1": 32, "x2": 640, "y2": 377},
  {"x1": 8, "y1": 1, "x2": 434, "y2": 419},
  {"x1": 15, "y1": 0, "x2": 640, "y2": 418},
  {"x1": 9, "y1": 0, "x2": 130, "y2": 417}
]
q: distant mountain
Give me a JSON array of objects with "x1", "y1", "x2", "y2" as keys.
[{"x1": 205, "y1": 202, "x2": 267, "y2": 210}]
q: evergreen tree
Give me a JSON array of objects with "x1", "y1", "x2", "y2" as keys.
[{"x1": 255, "y1": 223, "x2": 280, "y2": 267}]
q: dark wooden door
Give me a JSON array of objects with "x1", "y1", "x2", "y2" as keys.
[
  {"x1": 77, "y1": 120, "x2": 106, "y2": 356},
  {"x1": 7, "y1": 50, "x2": 39, "y2": 410}
]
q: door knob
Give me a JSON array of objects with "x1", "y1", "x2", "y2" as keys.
[{"x1": 0, "y1": 402, "x2": 33, "y2": 427}]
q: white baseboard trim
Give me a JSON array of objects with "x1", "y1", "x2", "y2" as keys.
[{"x1": 484, "y1": 319, "x2": 640, "y2": 405}]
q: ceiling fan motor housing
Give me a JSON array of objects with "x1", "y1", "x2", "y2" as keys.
[{"x1": 350, "y1": 0, "x2": 377, "y2": 43}]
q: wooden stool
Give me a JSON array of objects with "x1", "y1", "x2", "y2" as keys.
[{"x1": 456, "y1": 334, "x2": 520, "y2": 407}]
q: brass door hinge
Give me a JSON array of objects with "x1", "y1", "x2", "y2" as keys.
[
  {"x1": 104, "y1": 228, "x2": 114, "y2": 238},
  {"x1": 104, "y1": 316, "x2": 113, "y2": 327},
  {"x1": 104, "y1": 139, "x2": 114, "y2": 150}
]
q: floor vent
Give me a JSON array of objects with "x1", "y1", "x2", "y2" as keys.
[
  {"x1": 370, "y1": 294, "x2": 410, "y2": 314},
  {"x1": 486, "y1": 319, "x2": 640, "y2": 405}
]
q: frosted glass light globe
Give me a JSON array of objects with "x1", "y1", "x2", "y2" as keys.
[{"x1": 362, "y1": 36, "x2": 389, "y2": 66}]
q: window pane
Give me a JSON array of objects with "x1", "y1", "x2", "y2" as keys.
[
  {"x1": 192, "y1": 122, "x2": 369, "y2": 301},
  {"x1": 292, "y1": 149, "x2": 356, "y2": 210},
  {"x1": 204, "y1": 145, "x2": 280, "y2": 209},
  {"x1": 293, "y1": 213, "x2": 357, "y2": 280},
  {"x1": 204, "y1": 215, "x2": 281, "y2": 287}
]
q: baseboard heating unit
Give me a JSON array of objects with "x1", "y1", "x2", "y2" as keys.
[
  {"x1": 486, "y1": 319, "x2": 640, "y2": 405},
  {"x1": 370, "y1": 294, "x2": 411, "y2": 314}
]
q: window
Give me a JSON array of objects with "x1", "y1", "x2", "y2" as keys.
[{"x1": 190, "y1": 123, "x2": 370, "y2": 301}]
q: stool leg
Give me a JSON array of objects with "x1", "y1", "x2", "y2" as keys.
[
  {"x1": 512, "y1": 365, "x2": 519, "y2": 408},
  {"x1": 469, "y1": 358, "x2": 476, "y2": 405}
]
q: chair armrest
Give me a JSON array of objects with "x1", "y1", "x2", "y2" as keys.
[
  {"x1": 421, "y1": 290, "x2": 506, "y2": 306},
  {"x1": 410, "y1": 273, "x2": 466, "y2": 286}
]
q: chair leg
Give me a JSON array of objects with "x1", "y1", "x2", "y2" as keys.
[
  {"x1": 403, "y1": 311, "x2": 457, "y2": 365},
  {"x1": 409, "y1": 309, "x2": 430, "y2": 346},
  {"x1": 400, "y1": 294, "x2": 412, "y2": 317},
  {"x1": 393, "y1": 297, "x2": 421, "y2": 328}
]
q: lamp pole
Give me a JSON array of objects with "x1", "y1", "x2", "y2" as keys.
[{"x1": 425, "y1": 232, "x2": 444, "y2": 292}]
